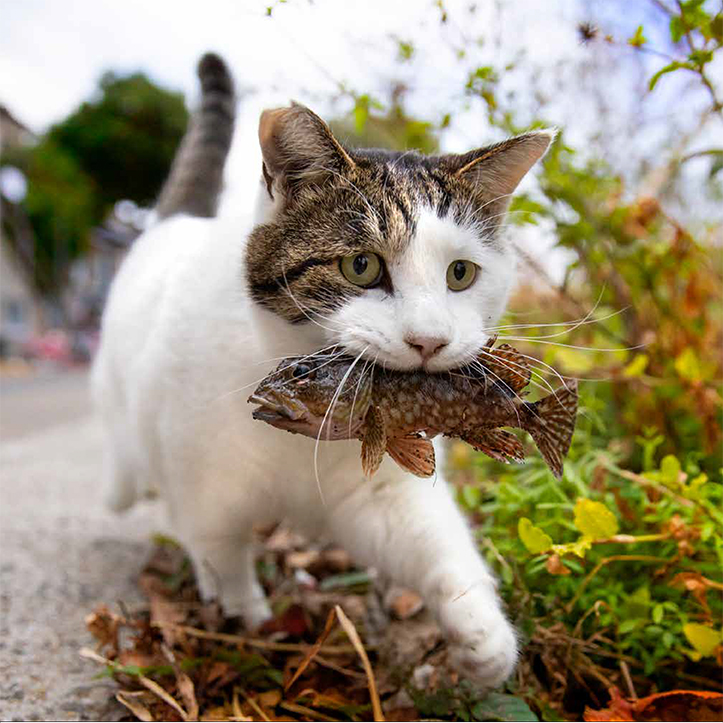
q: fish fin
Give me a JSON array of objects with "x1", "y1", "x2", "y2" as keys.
[
  {"x1": 478, "y1": 343, "x2": 532, "y2": 394},
  {"x1": 361, "y1": 406, "x2": 387, "y2": 478},
  {"x1": 525, "y1": 380, "x2": 578, "y2": 479},
  {"x1": 461, "y1": 428, "x2": 526, "y2": 464},
  {"x1": 386, "y1": 435, "x2": 436, "y2": 478}
]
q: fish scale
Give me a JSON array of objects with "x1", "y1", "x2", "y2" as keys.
[{"x1": 249, "y1": 339, "x2": 578, "y2": 479}]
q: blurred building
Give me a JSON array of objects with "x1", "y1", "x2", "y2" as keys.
[{"x1": 1, "y1": 104, "x2": 40, "y2": 355}]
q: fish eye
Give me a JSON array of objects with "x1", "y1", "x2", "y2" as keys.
[
  {"x1": 292, "y1": 363, "x2": 313, "y2": 379},
  {"x1": 340, "y1": 252, "x2": 383, "y2": 288},
  {"x1": 446, "y1": 260, "x2": 478, "y2": 291}
]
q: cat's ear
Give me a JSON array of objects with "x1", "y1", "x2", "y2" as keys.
[
  {"x1": 258, "y1": 102, "x2": 355, "y2": 203},
  {"x1": 442, "y1": 129, "x2": 556, "y2": 210}
]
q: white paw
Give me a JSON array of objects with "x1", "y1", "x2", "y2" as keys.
[
  {"x1": 439, "y1": 595, "x2": 518, "y2": 689},
  {"x1": 223, "y1": 594, "x2": 273, "y2": 631}
]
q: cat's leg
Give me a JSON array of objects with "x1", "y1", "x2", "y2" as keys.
[
  {"x1": 185, "y1": 532, "x2": 272, "y2": 629},
  {"x1": 326, "y1": 462, "x2": 517, "y2": 689}
]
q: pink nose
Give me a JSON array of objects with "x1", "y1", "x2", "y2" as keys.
[{"x1": 405, "y1": 335, "x2": 449, "y2": 361}]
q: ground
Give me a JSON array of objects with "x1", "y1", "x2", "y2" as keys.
[{"x1": 0, "y1": 369, "x2": 162, "y2": 721}]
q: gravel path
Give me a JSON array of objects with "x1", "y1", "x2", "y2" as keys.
[{"x1": 0, "y1": 370, "x2": 164, "y2": 721}]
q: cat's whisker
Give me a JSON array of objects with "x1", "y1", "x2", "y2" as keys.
[
  {"x1": 248, "y1": 343, "x2": 341, "y2": 367},
  {"x1": 483, "y1": 307, "x2": 626, "y2": 335},
  {"x1": 496, "y1": 336, "x2": 646, "y2": 353},
  {"x1": 348, "y1": 355, "x2": 374, "y2": 439},
  {"x1": 484, "y1": 289, "x2": 611, "y2": 339},
  {"x1": 466, "y1": 356, "x2": 525, "y2": 428},
  {"x1": 313, "y1": 347, "x2": 368, "y2": 507},
  {"x1": 280, "y1": 274, "x2": 344, "y2": 333},
  {"x1": 209, "y1": 348, "x2": 348, "y2": 406}
]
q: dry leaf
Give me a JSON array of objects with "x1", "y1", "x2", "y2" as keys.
[
  {"x1": 384, "y1": 587, "x2": 424, "y2": 619},
  {"x1": 116, "y1": 691, "x2": 155, "y2": 722}
]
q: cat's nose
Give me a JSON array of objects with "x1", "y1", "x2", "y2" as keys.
[{"x1": 405, "y1": 334, "x2": 449, "y2": 361}]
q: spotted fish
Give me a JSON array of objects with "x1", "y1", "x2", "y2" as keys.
[{"x1": 249, "y1": 340, "x2": 578, "y2": 479}]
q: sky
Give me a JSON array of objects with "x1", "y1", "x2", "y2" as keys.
[{"x1": 2, "y1": 0, "x2": 721, "y2": 267}]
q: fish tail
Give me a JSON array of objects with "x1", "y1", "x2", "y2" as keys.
[{"x1": 524, "y1": 381, "x2": 578, "y2": 478}]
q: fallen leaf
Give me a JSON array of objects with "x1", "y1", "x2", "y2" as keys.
[
  {"x1": 545, "y1": 554, "x2": 570, "y2": 575},
  {"x1": 284, "y1": 607, "x2": 336, "y2": 691},
  {"x1": 384, "y1": 587, "x2": 424, "y2": 619},
  {"x1": 116, "y1": 691, "x2": 155, "y2": 722},
  {"x1": 585, "y1": 686, "x2": 723, "y2": 722},
  {"x1": 335, "y1": 604, "x2": 385, "y2": 722}
]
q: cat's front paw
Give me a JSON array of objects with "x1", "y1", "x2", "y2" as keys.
[{"x1": 439, "y1": 595, "x2": 518, "y2": 689}]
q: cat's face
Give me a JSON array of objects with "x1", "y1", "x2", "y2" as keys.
[{"x1": 246, "y1": 104, "x2": 553, "y2": 372}]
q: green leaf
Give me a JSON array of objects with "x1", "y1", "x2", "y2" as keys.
[
  {"x1": 711, "y1": 16, "x2": 723, "y2": 41},
  {"x1": 471, "y1": 693, "x2": 539, "y2": 722},
  {"x1": 670, "y1": 15, "x2": 685, "y2": 42},
  {"x1": 461, "y1": 484, "x2": 482, "y2": 510},
  {"x1": 688, "y1": 49, "x2": 714, "y2": 66},
  {"x1": 397, "y1": 40, "x2": 415, "y2": 61},
  {"x1": 683, "y1": 623, "x2": 721, "y2": 657},
  {"x1": 628, "y1": 25, "x2": 648, "y2": 47},
  {"x1": 353, "y1": 96, "x2": 370, "y2": 135},
  {"x1": 658, "y1": 454, "x2": 682, "y2": 487},
  {"x1": 518, "y1": 518, "x2": 553, "y2": 554},
  {"x1": 573, "y1": 498, "x2": 619, "y2": 539}
]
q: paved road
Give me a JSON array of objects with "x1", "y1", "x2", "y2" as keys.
[{"x1": 0, "y1": 369, "x2": 164, "y2": 721}]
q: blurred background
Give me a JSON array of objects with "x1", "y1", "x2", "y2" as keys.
[{"x1": 0, "y1": 1, "x2": 721, "y2": 720}]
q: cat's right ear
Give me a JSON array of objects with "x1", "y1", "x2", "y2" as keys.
[{"x1": 258, "y1": 103, "x2": 355, "y2": 204}]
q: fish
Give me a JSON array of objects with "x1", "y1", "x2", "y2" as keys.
[{"x1": 248, "y1": 339, "x2": 578, "y2": 479}]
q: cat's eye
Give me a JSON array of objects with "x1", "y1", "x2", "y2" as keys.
[
  {"x1": 292, "y1": 363, "x2": 313, "y2": 380},
  {"x1": 340, "y1": 253, "x2": 383, "y2": 288},
  {"x1": 446, "y1": 260, "x2": 477, "y2": 291}
]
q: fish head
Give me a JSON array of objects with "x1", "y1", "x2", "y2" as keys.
[{"x1": 248, "y1": 353, "x2": 373, "y2": 439}]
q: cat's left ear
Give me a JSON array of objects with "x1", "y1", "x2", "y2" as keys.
[
  {"x1": 258, "y1": 102, "x2": 355, "y2": 204},
  {"x1": 442, "y1": 129, "x2": 556, "y2": 210}
]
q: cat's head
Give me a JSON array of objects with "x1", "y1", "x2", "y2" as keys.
[{"x1": 246, "y1": 103, "x2": 553, "y2": 371}]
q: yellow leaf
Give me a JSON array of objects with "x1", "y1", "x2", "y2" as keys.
[
  {"x1": 518, "y1": 518, "x2": 553, "y2": 554},
  {"x1": 683, "y1": 623, "x2": 721, "y2": 658},
  {"x1": 674, "y1": 348, "x2": 702, "y2": 381},
  {"x1": 573, "y1": 499, "x2": 619, "y2": 539},
  {"x1": 622, "y1": 353, "x2": 649, "y2": 378}
]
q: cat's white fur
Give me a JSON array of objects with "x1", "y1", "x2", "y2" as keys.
[{"x1": 92, "y1": 176, "x2": 520, "y2": 688}]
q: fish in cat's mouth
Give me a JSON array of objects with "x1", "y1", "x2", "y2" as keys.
[{"x1": 248, "y1": 392, "x2": 314, "y2": 434}]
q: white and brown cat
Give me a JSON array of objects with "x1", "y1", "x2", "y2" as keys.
[{"x1": 92, "y1": 52, "x2": 554, "y2": 689}]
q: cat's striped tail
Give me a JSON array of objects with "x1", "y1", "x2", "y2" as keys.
[{"x1": 155, "y1": 52, "x2": 236, "y2": 220}]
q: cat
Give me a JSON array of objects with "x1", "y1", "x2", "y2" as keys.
[{"x1": 92, "y1": 52, "x2": 554, "y2": 689}]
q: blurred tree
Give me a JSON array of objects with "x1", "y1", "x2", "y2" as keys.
[
  {"x1": 48, "y1": 71, "x2": 188, "y2": 216},
  {"x1": 1, "y1": 71, "x2": 187, "y2": 306}
]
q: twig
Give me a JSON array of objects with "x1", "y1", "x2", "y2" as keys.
[
  {"x1": 151, "y1": 621, "x2": 361, "y2": 653},
  {"x1": 600, "y1": 458, "x2": 696, "y2": 509},
  {"x1": 334, "y1": 605, "x2": 385, "y2": 722},
  {"x1": 239, "y1": 687, "x2": 270, "y2": 722},
  {"x1": 620, "y1": 660, "x2": 637, "y2": 700},
  {"x1": 279, "y1": 701, "x2": 341, "y2": 722}
]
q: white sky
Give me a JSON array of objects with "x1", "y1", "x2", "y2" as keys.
[{"x1": 1, "y1": 0, "x2": 720, "y2": 270}]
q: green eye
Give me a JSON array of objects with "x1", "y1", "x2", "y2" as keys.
[
  {"x1": 447, "y1": 260, "x2": 477, "y2": 291},
  {"x1": 340, "y1": 253, "x2": 383, "y2": 288}
]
